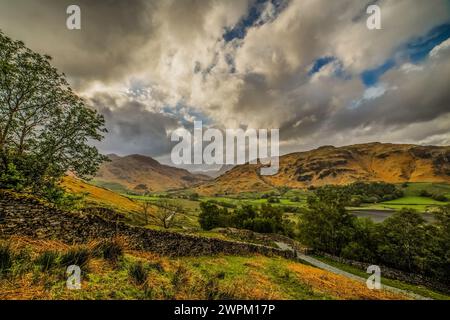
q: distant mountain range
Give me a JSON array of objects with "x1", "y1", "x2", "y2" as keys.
[
  {"x1": 196, "y1": 143, "x2": 450, "y2": 195},
  {"x1": 93, "y1": 143, "x2": 449, "y2": 195},
  {"x1": 94, "y1": 154, "x2": 211, "y2": 192}
]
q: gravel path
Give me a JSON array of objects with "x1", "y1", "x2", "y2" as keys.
[{"x1": 275, "y1": 242, "x2": 432, "y2": 300}]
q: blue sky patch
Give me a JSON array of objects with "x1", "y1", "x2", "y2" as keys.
[
  {"x1": 360, "y1": 23, "x2": 450, "y2": 87},
  {"x1": 401, "y1": 23, "x2": 450, "y2": 63},
  {"x1": 361, "y1": 58, "x2": 396, "y2": 87},
  {"x1": 223, "y1": 0, "x2": 289, "y2": 42},
  {"x1": 308, "y1": 56, "x2": 336, "y2": 75}
]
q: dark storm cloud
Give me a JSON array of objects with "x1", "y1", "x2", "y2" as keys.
[
  {"x1": 89, "y1": 93, "x2": 179, "y2": 157},
  {"x1": 1, "y1": 0, "x2": 449, "y2": 160},
  {"x1": 0, "y1": 0, "x2": 155, "y2": 86}
]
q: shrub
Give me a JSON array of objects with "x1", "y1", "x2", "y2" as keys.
[
  {"x1": 35, "y1": 251, "x2": 59, "y2": 272},
  {"x1": 198, "y1": 202, "x2": 230, "y2": 230},
  {"x1": 349, "y1": 196, "x2": 363, "y2": 207},
  {"x1": 188, "y1": 193, "x2": 199, "y2": 201},
  {"x1": 267, "y1": 197, "x2": 280, "y2": 203},
  {"x1": 60, "y1": 247, "x2": 90, "y2": 268},
  {"x1": 40, "y1": 184, "x2": 84, "y2": 210},
  {"x1": 128, "y1": 261, "x2": 147, "y2": 285},
  {"x1": 0, "y1": 163, "x2": 25, "y2": 191},
  {"x1": 420, "y1": 190, "x2": 432, "y2": 197},
  {"x1": 431, "y1": 193, "x2": 448, "y2": 202}
]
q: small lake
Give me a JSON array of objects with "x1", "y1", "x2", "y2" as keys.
[{"x1": 350, "y1": 210, "x2": 436, "y2": 223}]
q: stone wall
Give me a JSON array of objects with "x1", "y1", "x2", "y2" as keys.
[{"x1": 0, "y1": 191, "x2": 294, "y2": 259}]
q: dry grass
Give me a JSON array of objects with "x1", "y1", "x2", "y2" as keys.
[
  {"x1": 61, "y1": 176, "x2": 142, "y2": 213},
  {"x1": 0, "y1": 237, "x2": 409, "y2": 300},
  {"x1": 286, "y1": 263, "x2": 406, "y2": 300}
]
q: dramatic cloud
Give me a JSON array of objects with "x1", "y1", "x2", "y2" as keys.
[{"x1": 0, "y1": 0, "x2": 449, "y2": 167}]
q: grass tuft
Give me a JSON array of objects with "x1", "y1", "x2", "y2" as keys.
[
  {"x1": 128, "y1": 261, "x2": 147, "y2": 285},
  {"x1": 94, "y1": 239, "x2": 124, "y2": 263},
  {"x1": 35, "y1": 251, "x2": 59, "y2": 272},
  {"x1": 0, "y1": 244, "x2": 13, "y2": 277},
  {"x1": 60, "y1": 247, "x2": 90, "y2": 268}
]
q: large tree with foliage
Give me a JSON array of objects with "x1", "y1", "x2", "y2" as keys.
[
  {"x1": 376, "y1": 209, "x2": 429, "y2": 273},
  {"x1": 298, "y1": 187, "x2": 356, "y2": 255},
  {"x1": 0, "y1": 31, "x2": 107, "y2": 192}
]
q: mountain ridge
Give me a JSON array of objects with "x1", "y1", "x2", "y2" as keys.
[
  {"x1": 95, "y1": 154, "x2": 211, "y2": 192},
  {"x1": 195, "y1": 142, "x2": 450, "y2": 195}
]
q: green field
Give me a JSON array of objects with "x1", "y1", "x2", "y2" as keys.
[
  {"x1": 402, "y1": 182, "x2": 450, "y2": 198},
  {"x1": 123, "y1": 183, "x2": 449, "y2": 228},
  {"x1": 355, "y1": 183, "x2": 450, "y2": 212}
]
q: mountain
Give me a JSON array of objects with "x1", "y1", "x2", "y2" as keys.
[
  {"x1": 62, "y1": 176, "x2": 142, "y2": 213},
  {"x1": 94, "y1": 154, "x2": 211, "y2": 192},
  {"x1": 191, "y1": 164, "x2": 235, "y2": 178},
  {"x1": 196, "y1": 143, "x2": 450, "y2": 195}
]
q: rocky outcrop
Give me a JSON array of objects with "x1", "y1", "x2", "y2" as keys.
[{"x1": 0, "y1": 191, "x2": 294, "y2": 259}]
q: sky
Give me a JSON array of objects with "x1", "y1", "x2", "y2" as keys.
[{"x1": 0, "y1": 0, "x2": 449, "y2": 171}]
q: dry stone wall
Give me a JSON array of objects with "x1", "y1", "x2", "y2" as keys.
[{"x1": 0, "y1": 191, "x2": 294, "y2": 259}]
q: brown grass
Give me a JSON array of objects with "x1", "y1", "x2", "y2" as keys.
[
  {"x1": 61, "y1": 176, "x2": 142, "y2": 213},
  {"x1": 0, "y1": 236, "x2": 409, "y2": 300},
  {"x1": 287, "y1": 263, "x2": 407, "y2": 300}
]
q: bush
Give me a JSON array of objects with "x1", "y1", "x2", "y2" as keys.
[
  {"x1": 420, "y1": 190, "x2": 432, "y2": 197},
  {"x1": 341, "y1": 242, "x2": 373, "y2": 261},
  {"x1": 243, "y1": 217, "x2": 275, "y2": 233},
  {"x1": 40, "y1": 183, "x2": 84, "y2": 210},
  {"x1": 267, "y1": 197, "x2": 280, "y2": 203},
  {"x1": 281, "y1": 205, "x2": 302, "y2": 213},
  {"x1": 431, "y1": 193, "x2": 448, "y2": 202},
  {"x1": 198, "y1": 202, "x2": 230, "y2": 230},
  {"x1": 60, "y1": 247, "x2": 90, "y2": 268},
  {"x1": 188, "y1": 193, "x2": 199, "y2": 201},
  {"x1": 349, "y1": 195, "x2": 363, "y2": 207},
  {"x1": 128, "y1": 261, "x2": 147, "y2": 285},
  {"x1": 35, "y1": 251, "x2": 60, "y2": 272},
  {"x1": 364, "y1": 196, "x2": 380, "y2": 204},
  {"x1": 0, "y1": 163, "x2": 26, "y2": 191}
]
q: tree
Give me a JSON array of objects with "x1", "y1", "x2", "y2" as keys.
[
  {"x1": 139, "y1": 200, "x2": 153, "y2": 225},
  {"x1": 428, "y1": 205, "x2": 450, "y2": 282},
  {"x1": 376, "y1": 209, "x2": 428, "y2": 272},
  {"x1": 198, "y1": 202, "x2": 229, "y2": 230},
  {"x1": 299, "y1": 189, "x2": 356, "y2": 255},
  {"x1": 146, "y1": 200, "x2": 184, "y2": 229},
  {"x1": 0, "y1": 31, "x2": 107, "y2": 193}
]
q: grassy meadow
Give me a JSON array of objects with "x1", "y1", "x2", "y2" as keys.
[{"x1": 0, "y1": 237, "x2": 406, "y2": 300}]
